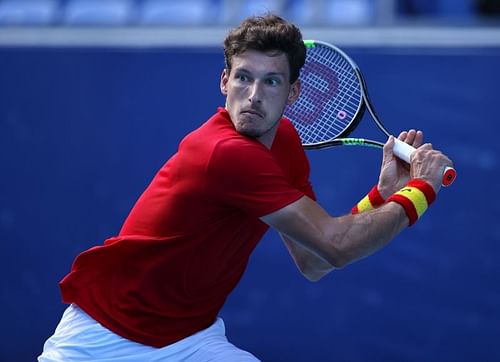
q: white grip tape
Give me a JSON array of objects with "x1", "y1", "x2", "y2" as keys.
[
  {"x1": 392, "y1": 138, "x2": 415, "y2": 163},
  {"x1": 391, "y1": 137, "x2": 456, "y2": 187}
]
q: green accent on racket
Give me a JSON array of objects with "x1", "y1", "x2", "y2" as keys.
[
  {"x1": 341, "y1": 138, "x2": 380, "y2": 147},
  {"x1": 304, "y1": 40, "x2": 316, "y2": 48}
]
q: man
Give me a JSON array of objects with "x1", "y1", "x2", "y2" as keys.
[{"x1": 39, "y1": 14, "x2": 452, "y2": 361}]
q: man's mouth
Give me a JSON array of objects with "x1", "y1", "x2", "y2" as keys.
[{"x1": 241, "y1": 109, "x2": 263, "y2": 118}]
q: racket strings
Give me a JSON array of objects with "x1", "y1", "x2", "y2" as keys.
[
  {"x1": 285, "y1": 44, "x2": 363, "y2": 145},
  {"x1": 327, "y1": 50, "x2": 361, "y2": 116},
  {"x1": 308, "y1": 48, "x2": 360, "y2": 133}
]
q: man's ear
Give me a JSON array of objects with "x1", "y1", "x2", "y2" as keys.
[
  {"x1": 220, "y1": 69, "x2": 229, "y2": 96},
  {"x1": 287, "y1": 80, "x2": 301, "y2": 104}
]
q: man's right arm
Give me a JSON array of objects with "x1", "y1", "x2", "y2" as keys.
[
  {"x1": 262, "y1": 195, "x2": 408, "y2": 271},
  {"x1": 261, "y1": 142, "x2": 452, "y2": 280}
]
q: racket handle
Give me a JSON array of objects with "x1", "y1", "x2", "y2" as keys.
[{"x1": 392, "y1": 138, "x2": 456, "y2": 187}]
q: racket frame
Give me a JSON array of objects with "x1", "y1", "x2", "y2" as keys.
[
  {"x1": 289, "y1": 40, "x2": 456, "y2": 187},
  {"x1": 292, "y1": 40, "x2": 390, "y2": 150}
]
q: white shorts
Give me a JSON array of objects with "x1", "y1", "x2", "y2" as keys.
[{"x1": 38, "y1": 304, "x2": 260, "y2": 362}]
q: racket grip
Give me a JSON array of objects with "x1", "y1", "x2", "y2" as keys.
[{"x1": 392, "y1": 138, "x2": 456, "y2": 187}]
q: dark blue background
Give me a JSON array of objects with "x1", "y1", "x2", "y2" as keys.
[{"x1": 1, "y1": 46, "x2": 499, "y2": 361}]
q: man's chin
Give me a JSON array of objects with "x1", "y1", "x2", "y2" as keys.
[{"x1": 236, "y1": 126, "x2": 261, "y2": 138}]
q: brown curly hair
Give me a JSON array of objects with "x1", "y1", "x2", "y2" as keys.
[{"x1": 223, "y1": 14, "x2": 306, "y2": 84}]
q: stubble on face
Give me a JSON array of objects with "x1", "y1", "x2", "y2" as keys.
[{"x1": 221, "y1": 50, "x2": 294, "y2": 146}]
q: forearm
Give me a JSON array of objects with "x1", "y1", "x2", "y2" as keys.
[
  {"x1": 328, "y1": 201, "x2": 408, "y2": 267},
  {"x1": 264, "y1": 137, "x2": 450, "y2": 279},
  {"x1": 274, "y1": 199, "x2": 408, "y2": 281},
  {"x1": 262, "y1": 192, "x2": 421, "y2": 280}
]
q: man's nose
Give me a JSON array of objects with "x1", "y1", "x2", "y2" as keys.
[{"x1": 248, "y1": 82, "x2": 263, "y2": 104}]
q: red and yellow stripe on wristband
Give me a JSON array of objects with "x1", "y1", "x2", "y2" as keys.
[
  {"x1": 387, "y1": 179, "x2": 436, "y2": 226},
  {"x1": 351, "y1": 185, "x2": 385, "y2": 214}
]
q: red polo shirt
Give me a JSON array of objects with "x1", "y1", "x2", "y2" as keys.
[{"x1": 59, "y1": 108, "x2": 315, "y2": 347}]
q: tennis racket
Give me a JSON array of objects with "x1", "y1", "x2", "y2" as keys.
[{"x1": 284, "y1": 40, "x2": 456, "y2": 187}]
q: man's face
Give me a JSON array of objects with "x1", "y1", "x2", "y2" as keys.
[{"x1": 220, "y1": 49, "x2": 300, "y2": 147}]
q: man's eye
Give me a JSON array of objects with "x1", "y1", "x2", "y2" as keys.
[
  {"x1": 266, "y1": 78, "x2": 280, "y2": 86},
  {"x1": 236, "y1": 74, "x2": 249, "y2": 82}
]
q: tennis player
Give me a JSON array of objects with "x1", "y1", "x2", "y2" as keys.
[{"x1": 39, "y1": 14, "x2": 453, "y2": 361}]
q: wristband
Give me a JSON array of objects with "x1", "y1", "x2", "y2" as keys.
[
  {"x1": 387, "y1": 179, "x2": 436, "y2": 226},
  {"x1": 351, "y1": 185, "x2": 386, "y2": 214}
]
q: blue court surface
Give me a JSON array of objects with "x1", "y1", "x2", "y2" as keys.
[{"x1": 0, "y1": 45, "x2": 499, "y2": 361}]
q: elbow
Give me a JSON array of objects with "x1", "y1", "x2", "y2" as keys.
[
  {"x1": 300, "y1": 268, "x2": 327, "y2": 282},
  {"x1": 303, "y1": 271, "x2": 327, "y2": 282},
  {"x1": 296, "y1": 255, "x2": 341, "y2": 282},
  {"x1": 294, "y1": 259, "x2": 324, "y2": 282},
  {"x1": 293, "y1": 243, "x2": 350, "y2": 281},
  {"x1": 299, "y1": 259, "x2": 343, "y2": 282}
]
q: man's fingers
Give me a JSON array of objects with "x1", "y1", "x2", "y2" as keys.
[
  {"x1": 398, "y1": 129, "x2": 424, "y2": 148},
  {"x1": 404, "y1": 129, "x2": 416, "y2": 145},
  {"x1": 383, "y1": 135, "x2": 395, "y2": 164},
  {"x1": 413, "y1": 130, "x2": 424, "y2": 148}
]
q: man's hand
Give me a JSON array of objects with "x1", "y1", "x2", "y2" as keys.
[
  {"x1": 377, "y1": 129, "x2": 423, "y2": 199},
  {"x1": 409, "y1": 143, "x2": 453, "y2": 193}
]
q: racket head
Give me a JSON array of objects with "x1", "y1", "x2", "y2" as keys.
[{"x1": 284, "y1": 40, "x2": 366, "y2": 148}]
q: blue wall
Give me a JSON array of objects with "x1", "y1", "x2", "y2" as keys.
[{"x1": 1, "y1": 46, "x2": 499, "y2": 361}]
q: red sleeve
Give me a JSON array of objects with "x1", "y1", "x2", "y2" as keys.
[
  {"x1": 275, "y1": 118, "x2": 316, "y2": 201},
  {"x1": 206, "y1": 139, "x2": 305, "y2": 217}
]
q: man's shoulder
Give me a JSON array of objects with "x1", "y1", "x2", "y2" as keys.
[
  {"x1": 277, "y1": 117, "x2": 300, "y2": 138},
  {"x1": 210, "y1": 136, "x2": 268, "y2": 164},
  {"x1": 274, "y1": 117, "x2": 303, "y2": 151}
]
